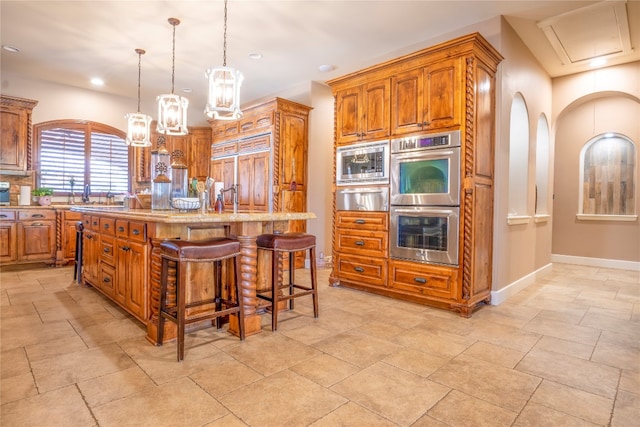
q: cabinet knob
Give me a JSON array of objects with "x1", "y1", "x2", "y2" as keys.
[
  {"x1": 103, "y1": 277, "x2": 111, "y2": 283},
  {"x1": 103, "y1": 224, "x2": 109, "y2": 229},
  {"x1": 86, "y1": 234, "x2": 93, "y2": 240},
  {"x1": 132, "y1": 229, "x2": 140, "y2": 235},
  {"x1": 122, "y1": 246, "x2": 130, "y2": 252},
  {"x1": 118, "y1": 226, "x2": 125, "y2": 232},
  {"x1": 354, "y1": 266, "x2": 365, "y2": 273},
  {"x1": 414, "y1": 277, "x2": 427, "y2": 284},
  {"x1": 103, "y1": 247, "x2": 110, "y2": 253}
]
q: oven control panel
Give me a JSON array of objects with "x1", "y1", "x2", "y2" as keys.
[{"x1": 391, "y1": 130, "x2": 460, "y2": 153}]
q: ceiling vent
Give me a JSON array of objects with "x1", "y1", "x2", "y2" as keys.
[{"x1": 538, "y1": 1, "x2": 632, "y2": 64}]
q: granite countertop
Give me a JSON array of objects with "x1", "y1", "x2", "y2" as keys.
[
  {"x1": 70, "y1": 206, "x2": 316, "y2": 224},
  {"x1": 1, "y1": 204, "x2": 87, "y2": 209}
]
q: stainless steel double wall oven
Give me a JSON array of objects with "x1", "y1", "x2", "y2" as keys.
[{"x1": 390, "y1": 130, "x2": 461, "y2": 265}]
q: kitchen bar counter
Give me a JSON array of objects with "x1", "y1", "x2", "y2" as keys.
[{"x1": 71, "y1": 206, "x2": 316, "y2": 342}]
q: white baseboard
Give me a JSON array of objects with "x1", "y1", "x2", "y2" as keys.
[
  {"x1": 490, "y1": 263, "x2": 553, "y2": 305},
  {"x1": 551, "y1": 254, "x2": 640, "y2": 271}
]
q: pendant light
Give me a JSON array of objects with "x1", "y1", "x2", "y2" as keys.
[
  {"x1": 157, "y1": 17, "x2": 189, "y2": 135},
  {"x1": 205, "y1": 0, "x2": 243, "y2": 120},
  {"x1": 125, "y1": 49, "x2": 152, "y2": 147}
]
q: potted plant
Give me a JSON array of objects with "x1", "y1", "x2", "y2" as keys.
[{"x1": 32, "y1": 187, "x2": 54, "y2": 206}]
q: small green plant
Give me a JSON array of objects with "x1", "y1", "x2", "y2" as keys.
[{"x1": 32, "y1": 187, "x2": 54, "y2": 196}]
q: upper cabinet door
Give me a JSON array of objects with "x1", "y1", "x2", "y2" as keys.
[
  {"x1": 335, "y1": 78, "x2": 390, "y2": 145},
  {"x1": 423, "y1": 57, "x2": 462, "y2": 131},
  {"x1": 391, "y1": 57, "x2": 462, "y2": 136},
  {"x1": 0, "y1": 96, "x2": 37, "y2": 172},
  {"x1": 0, "y1": 108, "x2": 25, "y2": 171},
  {"x1": 391, "y1": 68, "x2": 424, "y2": 136}
]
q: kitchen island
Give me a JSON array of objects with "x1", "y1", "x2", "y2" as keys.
[{"x1": 71, "y1": 206, "x2": 316, "y2": 342}]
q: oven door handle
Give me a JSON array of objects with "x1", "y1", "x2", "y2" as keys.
[
  {"x1": 338, "y1": 188, "x2": 386, "y2": 194},
  {"x1": 392, "y1": 208, "x2": 455, "y2": 215}
]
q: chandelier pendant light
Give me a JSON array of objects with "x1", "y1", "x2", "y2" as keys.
[
  {"x1": 125, "y1": 48, "x2": 153, "y2": 147},
  {"x1": 205, "y1": 0, "x2": 243, "y2": 120},
  {"x1": 157, "y1": 17, "x2": 189, "y2": 135}
]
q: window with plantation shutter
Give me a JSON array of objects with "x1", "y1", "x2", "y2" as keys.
[{"x1": 35, "y1": 121, "x2": 129, "y2": 195}]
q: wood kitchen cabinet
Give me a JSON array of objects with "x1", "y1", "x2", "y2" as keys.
[
  {"x1": 81, "y1": 214, "x2": 148, "y2": 322},
  {"x1": 61, "y1": 210, "x2": 82, "y2": 262},
  {"x1": 134, "y1": 125, "x2": 212, "y2": 185},
  {"x1": 335, "y1": 78, "x2": 390, "y2": 145},
  {"x1": 391, "y1": 57, "x2": 462, "y2": 135},
  {"x1": 328, "y1": 33, "x2": 502, "y2": 317},
  {"x1": 334, "y1": 211, "x2": 388, "y2": 287},
  {"x1": 82, "y1": 215, "x2": 100, "y2": 284},
  {"x1": 209, "y1": 97, "x2": 311, "y2": 220},
  {"x1": 16, "y1": 210, "x2": 56, "y2": 262},
  {"x1": 0, "y1": 95, "x2": 38, "y2": 173},
  {"x1": 0, "y1": 210, "x2": 17, "y2": 263}
]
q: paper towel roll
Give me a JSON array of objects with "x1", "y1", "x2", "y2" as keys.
[
  {"x1": 214, "y1": 182, "x2": 224, "y2": 196},
  {"x1": 19, "y1": 186, "x2": 31, "y2": 205}
]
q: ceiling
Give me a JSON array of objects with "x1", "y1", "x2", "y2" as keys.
[{"x1": 1, "y1": 1, "x2": 638, "y2": 126}]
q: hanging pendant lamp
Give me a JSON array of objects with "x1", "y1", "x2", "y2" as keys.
[
  {"x1": 205, "y1": 0, "x2": 243, "y2": 120},
  {"x1": 125, "y1": 48, "x2": 153, "y2": 147},
  {"x1": 157, "y1": 17, "x2": 189, "y2": 135}
]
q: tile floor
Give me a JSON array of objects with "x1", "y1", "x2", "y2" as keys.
[{"x1": 1, "y1": 263, "x2": 639, "y2": 426}]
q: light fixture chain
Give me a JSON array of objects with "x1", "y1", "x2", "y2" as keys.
[
  {"x1": 137, "y1": 51, "x2": 142, "y2": 113},
  {"x1": 171, "y1": 21, "x2": 176, "y2": 94},
  {"x1": 223, "y1": 0, "x2": 228, "y2": 67}
]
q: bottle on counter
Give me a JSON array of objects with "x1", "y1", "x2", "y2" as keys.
[{"x1": 214, "y1": 194, "x2": 224, "y2": 213}]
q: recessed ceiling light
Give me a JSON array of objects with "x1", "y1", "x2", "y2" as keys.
[
  {"x1": 589, "y1": 57, "x2": 606, "y2": 67},
  {"x1": 2, "y1": 45, "x2": 20, "y2": 53},
  {"x1": 90, "y1": 77, "x2": 104, "y2": 86},
  {"x1": 248, "y1": 52, "x2": 263, "y2": 60},
  {"x1": 318, "y1": 64, "x2": 335, "y2": 73}
]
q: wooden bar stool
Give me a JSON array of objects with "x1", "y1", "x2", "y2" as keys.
[
  {"x1": 256, "y1": 233, "x2": 318, "y2": 331},
  {"x1": 157, "y1": 237, "x2": 245, "y2": 361}
]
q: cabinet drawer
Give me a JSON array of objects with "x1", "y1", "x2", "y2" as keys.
[
  {"x1": 389, "y1": 259, "x2": 457, "y2": 300},
  {"x1": 0, "y1": 210, "x2": 16, "y2": 221},
  {"x1": 89, "y1": 216, "x2": 100, "y2": 231},
  {"x1": 64, "y1": 210, "x2": 82, "y2": 221},
  {"x1": 336, "y1": 228, "x2": 388, "y2": 258},
  {"x1": 18, "y1": 210, "x2": 55, "y2": 221},
  {"x1": 239, "y1": 111, "x2": 273, "y2": 134},
  {"x1": 128, "y1": 221, "x2": 146, "y2": 242},
  {"x1": 238, "y1": 134, "x2": 270, "y2": 153},
  {"x1": 100, "y1": 235, "x2": 115, "y2": 266},
  {"x1": 335, "y1": 253, "x2": 387, "y2": 287},
  {"x1": 99, "y1": 264, "x2": 116, "y2": 296},
  {"x1": 115, "y1": 220, "x2": 128, "y2": 237},
  {"x1": 212, "y1": 142, "x2": 238, "y2": 157},
  {"x1": 99, "y1": 217, "x2": 115, "y2": 235},
  {"x1": 336, "y1": 211, "x2": 388, "y2": 231}
]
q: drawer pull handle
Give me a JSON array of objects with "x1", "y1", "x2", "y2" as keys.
[
  {"x1": 103, "y1": 247, "x2": 110, "y2": 253},
  {"x1": 354, "y1": 266, "x2": 365, "y2": 273},
  {"x1": 414, "y1": 277, "x2": 427, "y2": 284},
  {"x1": 31, "y1": 223, "x2": 44, "y2": 226},
  {"x1": 354, "y1": 240, "x2": 365, "y2": 246},
  {"x1": 103, "y1": 277, "x2": 111, "y2": 283},
  {"x1": 32, "y1": 214, "x2": 44, "y2": 218},
  {"x1": 132, "y1": 229, "x2": 140, "y2": 235},
  {"x1": 0, "y1": 214, "x2": 7, "y2": 218},
  {"x1": 118, "y1": 226, "x2": 125, "y2": 232},
  {"x1": 354, "y1": 219, "x2": 366, "y2": 224},
  {"x1": 122, "y1": 246, "x2": 130, "y2": 252}
]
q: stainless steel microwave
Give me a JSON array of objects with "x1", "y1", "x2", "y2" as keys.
[{"x1": 336, "y1": 140, "x2": 390, "y2": 186}]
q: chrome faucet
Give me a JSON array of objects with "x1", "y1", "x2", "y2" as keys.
[
  {"x1": 82, "y1": 185, "x2": 91, "y2": 203},
  {"x1": 220, "y1": 184, "x2": 238, "y2": 212}
]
